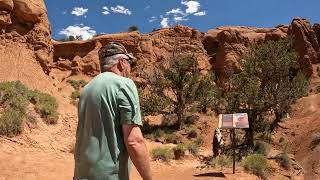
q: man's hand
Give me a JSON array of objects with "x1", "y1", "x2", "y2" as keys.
[{"x1": 122, "y1": 124, "x2": 152, "y2": 180}]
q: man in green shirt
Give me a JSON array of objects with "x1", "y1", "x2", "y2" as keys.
[{"x1": 74, "y1": 42, "x2": 152, "y2": 180}]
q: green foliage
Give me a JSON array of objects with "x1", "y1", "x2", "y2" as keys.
[
  {"x1": 164, "y1": 133, "x2": 182, "y2": 144},
  {"x1": 184, "y1": 115, "x2": 199, "y2": 125},
  {"x1": 59, "y1": 35, "x2": 82, "y2": 42},
  {"x1": 0, "y1": 81, "x2": 59, "y2": 136},
  {"x1": 209, "y1": 155, "x2": 233, "y2": 168},
  {"x1": 187, "y1": 142, "x2": 200, "y2": 155},
  {"x1": 255, "y1": 132, "x2": 273, "y2": 143},
  {"x1": 277, "y1": 153, "x2": 291, "y2": 170},
  {"x1": 140, "y1": 55, "x2": 219, "y2": 129},
  {"x1": 0, "y1": 81, "x2": 29, "y2": 112},
  {"x1": 67, "y1": 79, "x2": 87, "y2": 90},
  {"x1": 173, "y1": 144, "x2": 186, "y2": 159},
  {"x1": 128, "y1": 25, "x2": 139, "y2": 32},
  {"x1": 224, "y1": 39, "x2": 309, "y2": 146},
  {"x1": 196, "y1": 71, "x2": 221, "y2": 113},
  {"x1": 194, "y1": 136, "x2": 204, "y2": 146},
  {"x1": 242, "y1": 154, "x2": 268, "y2": 179},
  {"x1": 0, "y1": 81, "x2": 28, "y2": 136},
  {"x1": 151, "y1": 147, "x2": 173, "y2": 161},
  {"x1": 0, "y1": 110, "x2": 24, "y2": 136},
  {"x1": 254, "y1": 141, "x2": 271, "y2": 156},
  {"x1": 71, "y1": 90, "x2": 80, "y2": 100},
  {"x1": 29, "y1": 90, "x2": 59, "y2": 124}
]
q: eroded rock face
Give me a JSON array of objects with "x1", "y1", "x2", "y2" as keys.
[
  {"x1": 52, "y1": 25, "x2": 211, "y2": 79},
  {"x1": 203, "y1": 26, "x2": 287, "y2": 80},
  {"x1": 0, "y1": 0, "x2": 14, "y2": 11},
  {"x1": 289, "y1": 18, "x2": 320, "y2": 77},
  {"x1": 52, "y1": 18, "x2": 320, "y2": 82},
  {"x1": 203, "y1": 18, "x2": 319, "y2": 80},
  {"x1": 0, "y1": 0, "x2": 52, "y2": 73}
]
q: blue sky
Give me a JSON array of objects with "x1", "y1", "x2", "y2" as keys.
[{"x1": 45, "y1": 0, "x2": 320, "y2": 40}]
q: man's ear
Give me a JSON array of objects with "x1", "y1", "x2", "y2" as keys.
[{"x1": 117, "y1": 59, "x2": 124, "y2": 71}]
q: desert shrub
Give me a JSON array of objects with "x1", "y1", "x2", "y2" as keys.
[
  {"x1": 151, "y1": 147, "x2": 173, "y2": 161},
  {"x1": 187, "y1": 142, "x2": 200, "y2": 155},
  {"x1": 164, "y1": 133, "x2": 182, "y2": 144},
  {"x1": 71, "y1": 90, "x2": 80, "y2": 100},
  {"x1": 0, "y1": 81, "x2": 59, "y2": 136},
  {"x1": 277, "y1": 153, "x2": 291, "y2": 169},
  {"x1": 311, "y1": 132, "x2": 320, "y2": 146},
  {"x1": 255, "y1": 132, "x2": 273, "y2": 143},
  {"x1": 187, "y1": 127, "x2": 198, "y2": 138},
  {"x1": 194, "y1": 136, "x2": 204, "y2": 146},
  {"x1": 0, "y1": 110, "x2": 24, "y2": 136},
  {"x1": 185, "y1": 115, "x2": 199, "y2": 125},
  {"x1": 242, "y1": 154, "x2": 268, "y2": 179},
  {"x1": 0, "y1": 81, "x2": 29, "y2": 112},
  {"x1": 144, "y1": 134, "x2": 155, "y2": 141},
  {"x1": 67, "y1": 79, "x2": 87, "y2": 90},
  {"x1": 254, "y1": 141, "x2": 271, "y2": 156},
  {"x1": 128, "y1": 25, "x2": 139, "y2": 32},
  {"x1": 152, "y1": 129, "x2": 165, "y2": 139},
  {"x1": 29, "y1": 90, "x2": 59, "y2": 124},
  {"x1": 209, "y1": 155, "x2": 233, "y2": 168},
  {"x1": 173, "y1": 144, "x2": 186, "y2": 159}
]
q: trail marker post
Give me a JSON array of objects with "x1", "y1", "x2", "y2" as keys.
[{"x1": 218, "y1": 113, "x2": 249, "y2": 174}]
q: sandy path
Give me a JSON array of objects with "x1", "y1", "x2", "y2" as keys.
[{"x1": 0, "y1": 147, "x2": 258, "y2": 180}]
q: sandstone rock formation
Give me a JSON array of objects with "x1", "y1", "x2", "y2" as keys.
[
  {"x1": 0, "y1": 0, "x2": 52, "y2": 74},
  {"x1": 0, "y1": 0, "x2": 53, "y2": 91},
  {"x1": 52, "y1": 25, "x2": 211, "y2": 81},
  {"x1": 202, "y1": 18, "x2": 320, "y2": 80}
]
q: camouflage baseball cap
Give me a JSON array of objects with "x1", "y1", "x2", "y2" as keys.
[{"x1": 98, "y1": 42, "x2": 136, "y2": 65}]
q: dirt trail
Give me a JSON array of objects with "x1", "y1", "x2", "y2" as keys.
[{"x1": 0, "y1": 147, "x2": 258, "y2": 180}]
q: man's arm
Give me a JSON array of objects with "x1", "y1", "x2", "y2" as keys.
[{"x1": 122, "y1": 124, "x2": 152, "y2": 180}]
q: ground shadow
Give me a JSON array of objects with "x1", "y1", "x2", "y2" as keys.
[{"x1": 194, "y1": 172, "x2": 226, "y2": 178}]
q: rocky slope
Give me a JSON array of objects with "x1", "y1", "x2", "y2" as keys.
[{"x1": 52, "y1": 18, "x2": 320, "y2": 86}]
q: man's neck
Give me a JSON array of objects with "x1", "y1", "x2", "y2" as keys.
[{"x1": 105, "y1": 68, "x2": 123, "y2": 77}]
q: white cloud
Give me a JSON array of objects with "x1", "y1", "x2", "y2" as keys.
[
  {"x1": 144, "y1": 5, "x2": 151, "y2": 10},
  {"x1": 174, "y1": 16, "x2": 189, "y2": 22},
  {"x1": 160, "y1": 18, "x2": 169, "y2": 28},
  {"x1": 102, "y1": 6, "x2": 110, "y2": 15},
  {"x1": 181, "y1": 1, "x2": 200, "y2": 14},
  {"x1": 71, "y1": 7, "x2": 88, "y2": 16},
  {"x1": 59, "y1": 25, "x2": 96, "y2": 40},
  {"x1": 166, "y1": 8, "x2": 185, "y2": 16},
  {"x1": 111, "y1": 5, "x2": 132, "y2": 15},
  {"x1": 194, "y1": 11, "x2": 206, "y2": 16},
  {"x1": 149, "y1": 16, "x2": 157, "y2": 23}
]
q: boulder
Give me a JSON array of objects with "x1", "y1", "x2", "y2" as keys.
[
  {"x1": 13, "y1": 0, "x2": 46, "y2": 23},
  {"x1": 0, "y1": 0, "x2": 13, "y2": 11},
  {"x1": 0, "y1": 10, "x2": 11, "y2": 25}
]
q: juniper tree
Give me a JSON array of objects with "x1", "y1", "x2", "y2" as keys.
[
  {"x1": 224, "y1": 39, "x2": 308, "y2": 146},
  {"x1": 140, "y1": 55, "x2": 218, "y2": 129}
]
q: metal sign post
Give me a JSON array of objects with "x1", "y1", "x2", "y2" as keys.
[{"x1": 218, "y1": 113, "x2": 249, "y2": 174}]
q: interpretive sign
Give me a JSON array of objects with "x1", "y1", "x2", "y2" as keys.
[{"x1": 218, "y1": 113, "x2": 249, "y2": 129}]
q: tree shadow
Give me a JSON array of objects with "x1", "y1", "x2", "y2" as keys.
[{"x1": 194, "y1": 172, "x2": 226, "y2": 178}]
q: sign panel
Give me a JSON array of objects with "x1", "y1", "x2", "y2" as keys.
[{"x1": 218, "y1": 113, "x2": 249, "y2": 129}]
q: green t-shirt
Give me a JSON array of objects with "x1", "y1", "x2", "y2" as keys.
[{"x1": 74, "y1": 72, "x2": 142, "y2": 180}]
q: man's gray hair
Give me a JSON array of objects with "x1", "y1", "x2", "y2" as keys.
[{"x1": 100, "y1": 54, "x2": 129, "y2": 71}]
